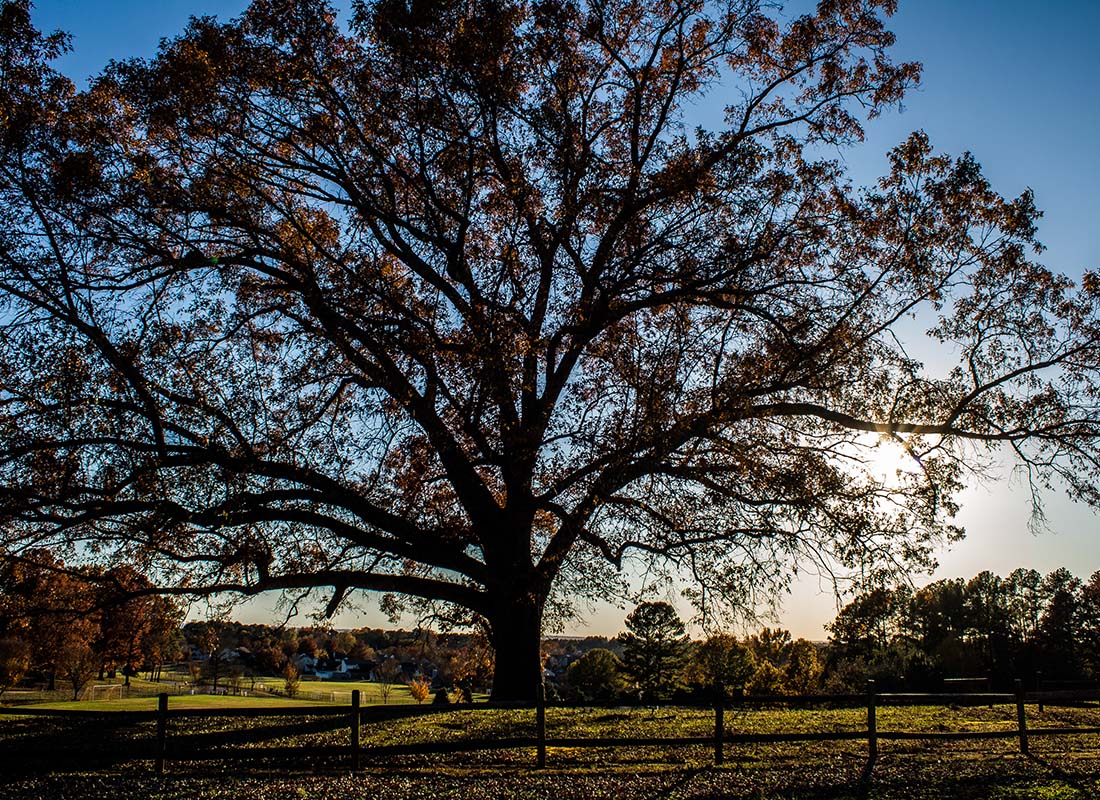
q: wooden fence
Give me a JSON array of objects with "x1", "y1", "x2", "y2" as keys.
[{"x1": 4, "y1": 681, "x2": 1100, "y2": 775}]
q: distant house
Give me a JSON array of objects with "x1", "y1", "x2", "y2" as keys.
[
  {"x1": 313, "y1": 658, "x2": 352, "y2": 680},
  {"x1": 544, "y1": 652, "x2": 578, "y2": 681},
  {"x1": 291, "y1": 653, "x2": 319, "y2": 674},
  {"x1": 216, "y1": 647, "x2": 245, "y2": 664}
]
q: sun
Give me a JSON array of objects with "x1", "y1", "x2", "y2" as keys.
[{"x1": 855, "y1": 434, "x2": 926, "y2": 488}]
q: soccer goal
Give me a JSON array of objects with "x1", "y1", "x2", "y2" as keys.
[{"x1": 89, "y1": 684, "x2": 124, "y2": 702}]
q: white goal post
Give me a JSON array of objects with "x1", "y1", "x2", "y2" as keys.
[{"x1": 89, "y1": 684, "x2": 123, "y2": 701}]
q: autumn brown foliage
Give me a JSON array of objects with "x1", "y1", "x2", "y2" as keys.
[{"x1": 4, "y1": 0, "x2": 1100, "y2": 700}]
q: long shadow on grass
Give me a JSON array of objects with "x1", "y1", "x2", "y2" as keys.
[
  {"x1": 659, "y1": 754, "x2": 875, "y2": 800},
  {"x1": 0, "y1": 715, "x2": 151, "y2": 775},
  {"x1": 1026, "y1": 752, "x2": 1093, "y2": 798},
  {"x1": 0, "y1": 713, "x2": 350, "y2": 775},
  {"x1": 169, "y1": 714, "x2": 345, "y2": 753},
  {"x1": 641, "y1": 766, "x2": 710, "y2": 800}
]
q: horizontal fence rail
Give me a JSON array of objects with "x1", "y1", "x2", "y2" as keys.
[{"x1": 3, "y1": 682, "x2": 1100, "y2": 775}]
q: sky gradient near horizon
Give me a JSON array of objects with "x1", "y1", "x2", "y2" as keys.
[{"x1": 26, "y1": 0, "x2": 1100, "y2": 637}]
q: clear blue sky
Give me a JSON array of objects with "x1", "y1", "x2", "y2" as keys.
[{"x1": 28, "y1": 0, "x2": 1100, "y2": 637}]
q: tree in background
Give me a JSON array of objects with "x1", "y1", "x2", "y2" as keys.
[
  {"x1": 251, "y1": 641, "x2": 289, "y2": 678},
  {"x1": 0, "y1": 551, "x2": 84, "y2": 690},
  {"x1": 196, "y1": 622, "x2": 231, "y2": 692},
  {"x1": 1038, "y1": 568, "x2": 1082, "y2": 680},
  {"x1": 904, "y1": 578, "x2": 967, "y2": 675},
  {"x1": 963, "y1": 571, "x2": 1011, "y2": 680},
  {"x1": 54, "y1": 616, "x2": 100, "y2": 700},
  {"x1": 743, "y1": 627, "x2": 807, "y2": 695},
  {"x1": 565, "y1": 648, "x2": 625, "y2": 702},
  {"x1": 620, "y1": 602, "x2": 689, "y2": 702},
  {"x1": 95, "y1": 565, "x2": 157, "y2": 683},
  {"x1": 281, "y1": 661, "x2": 301, "y2": 699},
  {"x1": 828, "y1": 589, "x2": 909, "y2": 662},
  {"x1": 1004, "y1": 569, "x2": 1044, "y2": 639},
  {"x1": 447, "y1": 632, "x2": 495, "y2": 698},
  {"x1": 825, "y1": 567, "x2": 1100, "y2": 691},
  {"x1": 225, "y1": 664, "x2": 246, "y2": 695},
  {"x1": 746, "y1": 628, "x2": 794, "y2": 669},
  {"x1": 689, "y1": 634, "x2": 755, "y2": 697},
  {"x1": 0, "y1": 636, "x2": 31, "y2": 696},
  {"x1": 376, "y1": 657, "x2": 402, "y2": 704},
  {"x1": 747, "y1": 660, "x2": 787, "y2": 696},
  {"x1": 1079, "y1": 571, "x2": 1100, "y2": 679},
  {"x1": 0, "y1": 551, "x2": 185, "y2": 694},
  {"x1": 139, "y1": 596, "x2": 186, "y2": 681},
  {"x1": 0, "y1": 552, "x2": 100, "y2": 692},
  {"x1": 784, "y1": 639, "x2": 823, "y2": 695},
  {"x1": 408, "y1": 676, "x2": 431, "y2": 704}
]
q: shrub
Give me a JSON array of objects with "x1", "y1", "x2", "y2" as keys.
[
  {"x1": 408, "y1": 677, "x2": 431, "y2": 704},
  {"x1": 566, "y1": 648, "x2": 624, "y2": 701},
  {"x1": 282, "y1": 662, "x2": 301, "y2": 699},
  {"x1": 747, "y1": 660, "x2": 787, "y2": 695},
  {"x1": 690, "y1": 634, "x2": 755, "y2": 696}
]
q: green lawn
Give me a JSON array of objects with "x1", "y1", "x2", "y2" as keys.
[
  {"x1": 292, "y1": 679, "x2": 420, "y2": 704},
  {"x1": 26, "y1": 693, "x2": 335, "y2": 712},
  {"x1": 12, "y1": 675, "x2": 434, "y2": 708},
  {"x1": 293, "y1": 680, "x2": 488, "y2": 704}
]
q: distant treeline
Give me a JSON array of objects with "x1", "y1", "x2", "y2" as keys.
[
  {"x1": 3, "y1": 550, "x2": 1095, "y2": 701},
  {"x1": 825, "y1": 567, "x2": 1100, "y2": 691},
  {"x1": 544, "y1": 569, "x2": 1100, "y2": 701}
]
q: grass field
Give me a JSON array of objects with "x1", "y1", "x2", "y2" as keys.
[
  {"x1": 292, "y1": 679, "x2": 421, "y2": 704},
  {"x1": 2, "y1": 702, "x2": 1099, "y2": 799},
  {"x1": 9, "y1": 675, "x2": 431, "y2": 708},
  {"x1": 294, "y1": 678, "x2": 488, "y2": 704},
  {"x1": 27, "y1": 693, "x2": 335, "y2": 712}
]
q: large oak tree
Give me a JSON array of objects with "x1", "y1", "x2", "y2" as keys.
[{"x1": 3, "y1": 0, "x2": 1100, "y2": 700}]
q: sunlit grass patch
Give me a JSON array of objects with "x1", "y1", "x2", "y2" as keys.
[{"x1": 28, "y1": 694, "x2": 333, "y2": 712}]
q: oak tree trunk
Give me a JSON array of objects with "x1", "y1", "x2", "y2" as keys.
[{"x1": 486, "y1": 588, "x2": 545, "y2": 703}]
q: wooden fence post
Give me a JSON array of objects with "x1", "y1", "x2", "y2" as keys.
[
  {"x1": 156, "y1": 692, "x2": 168, "y2": 775},
  {"x1": 536, "y1": 683, "x2": 546, "y2": 768},
  {"x1": 1036, "y1": 672, "x2": 1044, "y2": 714},
  {"x1": 351, "y1": 689, "x2": 361, "y2": 770},
  {"x1": 866, "y1": 680, "x2": 877, "y2": 762},
  {"x1": 1015, "y1": 679, "x2": 1029, "y2": 755},
  {"x1": 714, "y1": 686, "x2": 725, "y2": 765}
]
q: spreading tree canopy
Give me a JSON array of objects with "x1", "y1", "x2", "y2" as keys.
[{"x1": 3, "y1": 0, "x2": 1100, "y2": 700}]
